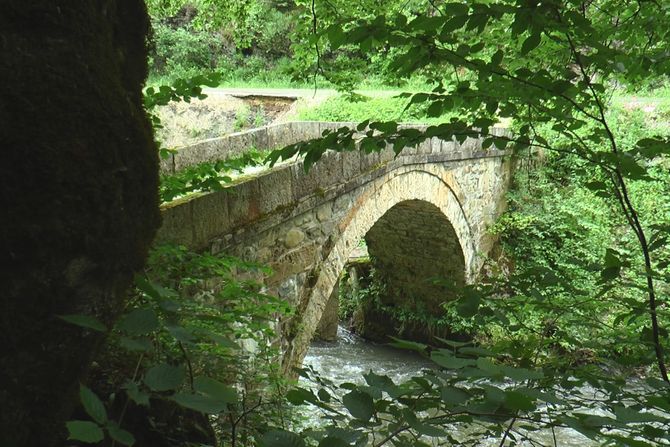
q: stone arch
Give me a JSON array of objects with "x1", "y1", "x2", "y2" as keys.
[
  {"x1": 282, "y1": 167, "x2": 476, "y2": 372},
  {"x1": 364, "y1": 199, "x2": 466, "y2": 316}
]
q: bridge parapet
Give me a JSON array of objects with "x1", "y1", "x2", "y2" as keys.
[
  {"x1": 160, "y1": 121, "x2": 510, "y2": 175},
  {"x1": 156, "y1": 121, "x2": 514, "y2": 373}
]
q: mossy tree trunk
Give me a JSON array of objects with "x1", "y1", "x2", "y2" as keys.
[{"x1": 0, "y1": 1, "x2": 160, "y2": 445}]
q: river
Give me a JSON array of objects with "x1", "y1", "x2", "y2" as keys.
[{"x1": 302, "y1": 326, "x2": 598, "y2": 447}]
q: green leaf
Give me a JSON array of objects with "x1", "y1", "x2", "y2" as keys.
[
  {"x1": 604, "y1": 435, "x2": 655, "y2": 447},
  {"x1": 325, "y1": 427, "x2": 362, "y2": 444},
  {"x1": 207, "y1": 333, "x2": 239, "y2": 349},
  {"x1": 124, "y1": 381, "x2": 150, "y2": 406},
  {"x1": 143, "y1": 363, "x2": 184, "y2": 392},
  {"x1": 319, "y1": 437, "x2": 349, "y2": 447},
  {"x1": 166, "y1": 325, "x2": 195, "y2": 343},
  {"x1": 134, "y1": 275, "x2": 162, "y2": 301},
  {"x1": 286, "y1": 387, "x2": 319, "y2": 405},
  {"x1": 116, "y1": 308, "x2": 159, "y2": 335},
  {"x1": 388, "y1": 337, "x2": 427, "y2": 353},
  {"x1": 370, "y1": 121, "x2": 397, "y2": 133},
  {"x1": 364, "y1": 371, "x2": 399, "y2": 396},
  {"x1": 456, "y1": 292, "x2": 481, "y2": 317},
  {"x1": 490, "y1": 49, "x2": 504, "y2": 66},
  {"x1": 441, "y1": 14, "x2": 468, "y2": 33},
  {"x1": 172, "y1": 392, "x2": 228, "y2": 414},
  {"x1": 342, "y1": 389, "x2": 374, "y2": 421},
  {"x1": 521, "y1": 33, "x2": 541, "y2": 54},
  {"x1": 318, "y1": 388, "x2": 332, "y2": 402},
  {"x1": 106, "y1": 422, "x2": 135, "y2": 446},
  {"x1": 259, "y1": 429, "x2": 306, "y2": 447},
  {"x1": 458, "y1": 347, "x2": 495, "y2": 357},
  {"x1": 613, "y1": 405, "x2": 666, "y2": 423},
  {"x1": 435, "y1": 337, "x2": 471, "y2": 348},
  {"x1": 584, "y1": 181, "x2": 608, "y2": 192},
  {"x1": 193, "y1": 376, "x2": 237, "y2": 403},
  {"x1": 58, "y1": 314, "x2": 107, "y2": 332},
  {"x1": 357, "y1": 119, "x2": 370, "y2": 131},
  {"x1": 503, "y1": 366, "x2": 544, "y2": 381},
  {"x1": 444, "y1": 2, "x2": 469, "y2": 16},
  {"x1": 476, "y1": 357, "x2": 504, "y2": 377},
  {"x1": 118, "y1": 336, "x2": 152, "y2": 352},
  {"x1": 407, "y1": 418, "x2": 447, "y2": 437},
  {"x1": 441, "y1": 386, "x2": 471, "y2": 405},
  {"x1": 80, "y1": 384, "x2": 107, "y2": 424},
  {"x1": 431, "y1": 351, "x2": 475, "y2": 369},
  {"x1": 505, "y1": 390, "x2": 536, "y2": 411},
  {"x1": 66, "y1": 420, "x2": 104, "y2": 443}
]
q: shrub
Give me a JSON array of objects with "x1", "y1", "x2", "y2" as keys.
[{"x1": 149, "y1": 22, "x2": 226, "y2": 80}]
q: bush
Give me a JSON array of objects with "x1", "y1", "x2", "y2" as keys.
[
  {"x1": 149, "y1": 22, "x2": 226, "y2": 80},
  {"x1": 298, "y1": 94, "x2": 456, "y2": 124},
  {"x1": 254, "y1": 8, "x2": 294, "y2": 58}
]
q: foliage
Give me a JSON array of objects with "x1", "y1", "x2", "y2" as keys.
[
  {"x1": 149, "y1": 22, "x2": 225, "y2": 80},
  {"x1": 298, "y1": 93, "x2": 456, "y2": 124},
  {"x1": 258, "y1": 0, "x2": 670, "y2": 445},
  {"x1": 337, "y1": 261, "x2": 373, "y2": 323},
  {"x1": 269, "y1": 0, "x2": 670, "y2": 374},
  {"x1": 147, "y1": 0, "x2": 299, "y2": 85},
  {"x1": 288, "y1": 338, "x2": 670, "y2": 446},
  {"x1": 146, "y1": 0, "x2": 446, "y2": 88},
  {"x1": 159, "y1": 149, "x2": 269, "y2": 202},
  {"x1": 64, "y1": 245, "x2": 293, "y2": 445},
  {"x1": 67, "y1": 1, "x2": 670, "y2": 445}
]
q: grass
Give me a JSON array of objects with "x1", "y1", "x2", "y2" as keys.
[{"x1": 296, "y1": 92, "x2": 455, "y2": 124}]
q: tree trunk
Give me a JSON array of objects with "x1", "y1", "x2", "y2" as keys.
[{"x1": 0, "y1": 1, "x2": 160, "y2": 445}]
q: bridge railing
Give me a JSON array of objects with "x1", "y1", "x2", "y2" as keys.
[{"x1": 160, "y1": 121, "x2": 511, "y2": 175}]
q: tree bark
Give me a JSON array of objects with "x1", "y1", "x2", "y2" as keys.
[{"x1": 0, "y1": 1, "x2": 160, "y2": 445}]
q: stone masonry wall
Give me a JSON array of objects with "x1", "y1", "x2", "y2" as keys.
[
  {"x1": 155, "y1": 122, "x2": 514, "y2": 373},
  {"x1": 365, "y1": 200, "x2": 466, "y2": 315}
]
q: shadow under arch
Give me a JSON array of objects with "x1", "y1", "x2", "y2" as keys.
[{"x1": 282, "y1": 168, "x2": 476, "y2": 373}]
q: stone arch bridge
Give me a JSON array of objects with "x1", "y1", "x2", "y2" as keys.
[{"x1": 156, "y1": 121, "x2": 513, "y2": 373}]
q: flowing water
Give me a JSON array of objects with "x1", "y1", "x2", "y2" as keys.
[
  {"x1": 302, "y1": 326, "x2": 597, "y2": 446},
  {"x1": 303, "y1": 326, "x2": 434, "y2": 385}
]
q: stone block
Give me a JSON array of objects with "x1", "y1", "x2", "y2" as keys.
[
  {"x1": 159, "y1": 153, "x2": 174, "y2": 175},
  {"x1": 341, "y1": 150, "x2": 361, "y2": 178},
  {"x1": 378, "y1": 144, "x2": 396, "y2": 164},
  {"x1": 430, "y1": 137, "x2": 443, "y2": 154},
  {"x1": 441, "y1": 137, "x2": 458, "y2": 152},
  {"x1": 416, "y1": 138, "x2": 432, "y2": 155},
  {"x1": 271, "y1": 242, "x2": 319, "y2": 278},
  {"x1": 257, "y1": 167, "x2": 293, "y2": 215},
  {"x1": 155, "y1": 201, "x2": 193, "y2": 247},
  {"x1": 266, "y1": 122, "x2": 291, "y2": 149},
  {"x1": 249, "y1": 127, "x2": 269, "y2": 150},
  {"x1": 460, "y1": 136, "x2": 480, "y2": 152},
  {"x1": 314, "y1": 288, "x2": 339, "y2": 342},
  {"x1": 316, "y1": 203, "x2": 333, "y2": 222},
  {"x1": 224, "y1": 131, "x2": 256, "y2": 158},
  {"x1": 173, "y1": 139, "x2": 219, "y2": 172},
  {"x1": 284, "y1": 227, "x2": 306, "y2": 248},
  {"x1": 359, "y1": 149, "x2": 381, "y2": 172},
  {"x1": 226, "y1": 178, "x2": 261, "y2": 228},
  {"x1": 291, "y1": 150, "x2": 343, "y2": 200},
  {"x1": 293, "y1": 121, "x2": 321, "y2": 143},
  {"x1": 191, "y1": 189, "x2": 229, "y2": 248}
]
